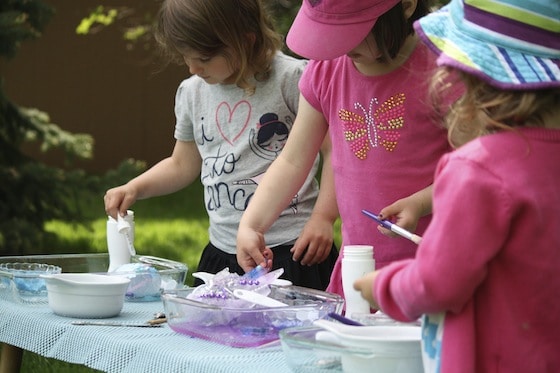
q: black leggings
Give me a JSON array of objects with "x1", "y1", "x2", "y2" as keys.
[{"x1": 194, "y1": 241, "x2": 339, "y2": 290}]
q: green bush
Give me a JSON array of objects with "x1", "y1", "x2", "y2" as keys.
[{"x1": 0, "y1": 1, "x2": 96, "y2": 255}]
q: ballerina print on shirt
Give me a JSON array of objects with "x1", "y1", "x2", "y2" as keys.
[
  {"x1": 235, "y1": 112, "x2": 299, "y2": 213},
  {"x1": 248, "y1": 112, "x2": 291, "y2": 160}
]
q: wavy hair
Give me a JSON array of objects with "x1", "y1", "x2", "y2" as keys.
[
  {"x1": 154, "y1": 0, "x2": 282, "y2": 94},
  {"x1": 431, "y1": 68, "x2": 560, "y2": 148}
]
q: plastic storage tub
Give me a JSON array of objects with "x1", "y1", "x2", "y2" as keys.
[{"x1": 162, "y1": 286, "x2": 344, "y2": 347}]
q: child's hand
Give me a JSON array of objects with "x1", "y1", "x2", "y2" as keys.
[
  {"x1": 236, "y1": 226, "x2": 273, "y2": 273},
  {"x1": 376, "y1": 200, "x2": 419, "y2": 238},
  {"x1": 353, "y1": 270, "x2": 380, "y2": 309},
  {"x1": 291, "y1": 213, "x2": 334, "y2": 266},
  {"x1": 104, "y1": 185, "x2": 138, "y2": 219},
  {"x1": 376, "y1": 185, "x2": 433, "y2": 238}
]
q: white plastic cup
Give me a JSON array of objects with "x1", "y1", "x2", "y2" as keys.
[
  {"x1": 107, "y1": 210, "x2": 135, "y2": 272},
  {"x1": 341, "y1": 245, "x2": 375, "y2": 318}
]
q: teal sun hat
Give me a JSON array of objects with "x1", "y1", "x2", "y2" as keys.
[{"x1": 414, "y1": 0, "x2": 560, "y2": 90}]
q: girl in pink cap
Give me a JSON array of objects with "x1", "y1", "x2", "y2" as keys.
[
  {"x1": 238, "y1": 0, "x2": 454, "y2": 301},
  {"x1": 354, "y1": 0, "x2": 560, "y2": 371}
]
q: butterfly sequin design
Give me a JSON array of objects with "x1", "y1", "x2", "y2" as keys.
[{"x1": 339, "y1": 93, "x2": 405, "y2": 160}]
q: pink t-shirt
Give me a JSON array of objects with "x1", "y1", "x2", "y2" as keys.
[
  {"x1": 299, "y1": 42, "x2": 451, "y2": 296},
  {"x1": 374, "y1": 128, "x2": 560, "y2": 372}
]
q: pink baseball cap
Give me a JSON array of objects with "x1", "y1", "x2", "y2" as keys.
[{"x1": 287, "y1": 0, "x2": 401, "y2": 60}]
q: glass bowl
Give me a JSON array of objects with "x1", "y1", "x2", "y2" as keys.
[
  {"x1": 0, "y1": 262, "x2": 62, "y2": 302},
  {"x1": 279, "y1": 326, "x2": 371, "y2": 372},
  {"x1": 162, "y1": 285, "x2": 344, "y2": 347},
  {"x1": 0, "y1": 254, "x2": 187, "y2": 303},
  {"x1": 280, "y1": 325, "x2": 423, "y2": 373},
  {"x1": 351, "y1": 311, "x2": 421, "y2": 326},
  {"x1": 108, "y1": 255, "x2": 188, "y2": 302}
]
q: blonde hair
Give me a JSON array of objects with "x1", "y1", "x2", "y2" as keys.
[
  {"x1": 432, "y1": 68, "x2": 560, "y2": 148},
  {"x1": 154, "y1": 0, "x2": 282, "y2": 95}
]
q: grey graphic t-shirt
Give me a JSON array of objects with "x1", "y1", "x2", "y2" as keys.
[{"x1": 174, "y1": 52, "x2": 320, "y2": 254}]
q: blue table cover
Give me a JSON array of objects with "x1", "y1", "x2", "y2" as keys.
[{"x1": 0, "y1": 293, "x2": 292, "y2": 373}]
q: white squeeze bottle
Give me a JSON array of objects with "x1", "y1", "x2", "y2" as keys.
[
  {"x1": 341, "y1": 245, "x2": 375, "y2": 318},
  {"x1": 107, "y1": 210, "x2": 135, "y2": 272}
]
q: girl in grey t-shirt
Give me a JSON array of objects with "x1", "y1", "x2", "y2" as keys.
[{"x1": 104, "y1": 0, "x2": 338, "y2": 290}]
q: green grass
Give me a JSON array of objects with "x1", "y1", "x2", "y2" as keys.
[
  {"x1": 19, "y1": 353, "x2": 104, "y2": 373},
  {"x1": 13, "y1": 181, "x2": 341, "y2": 372},
  {"x1": 6, "y1": 184, "x2": 210, "y2": 373},
  {"x1": 44, "y1": 183, "x2": 210, "y2": 287}
]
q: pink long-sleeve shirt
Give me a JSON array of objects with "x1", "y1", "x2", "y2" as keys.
[{"x1": 375, "y1": 127, "x2": 560, "y2": 372}]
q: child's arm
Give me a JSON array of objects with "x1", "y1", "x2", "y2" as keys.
[
  {"x1": 237, "y1": 95, "x2": 329, "y2": 272},
  {"x1": 291, "y1": 135, "x2": 339, "y2": 265},
  {"x1": 376, "y1": 185, "x2": 433, "y2": 238},
  {"x1": 104, "y1": 140, "x2": 201, "y2": 219}
]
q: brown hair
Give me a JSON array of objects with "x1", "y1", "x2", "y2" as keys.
[
  {"x1": 154, "y1": 0, "x2": 282, "y2": 94},
  {"x1": 432, "y1": 68, "x2": 560, "y2": 148},
  {"x1": 373, "y1": 0, "x2": 431, "y2": 62}
]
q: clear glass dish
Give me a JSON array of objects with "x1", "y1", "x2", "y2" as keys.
[
  {"x1": 0, "y1": 262, "x2": 62, "y2": 302},
  {"x1": 279, "y1": 326, "x2": 371, "y2": 372},
  {"x1": 107, "y1": 255, "x2": 188, "y2": 302},
  {"x1": 280, "y1": 325, "x2": 423, "y2": 373},
  {"x1": 0, "y1": 253, "x2": 187, "y2": 303},
  {"x1": 162, "y1": 286, "x2": 344, "y2": 348}
]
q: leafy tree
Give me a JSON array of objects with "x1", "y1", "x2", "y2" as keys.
[
  {"x1": 74, "y1": 1, "x2": 302, "y2": 56},
  {"x1": 1, "y1": 0, "x2": 451, "y2": 256},
  {"x1": 0, "y1": 0, "x2": 104, "y2": 255}
]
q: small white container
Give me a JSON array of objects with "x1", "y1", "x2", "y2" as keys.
[
  {"x1": 41, "y1": 273, "x2": 130, "y2": 318},
  {"x1": 341, "y1": 245, "x2": 375, "y2": 317}
]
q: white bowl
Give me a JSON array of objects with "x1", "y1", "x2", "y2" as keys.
[
  {"x1": 314, "y1": 320, "x2": 423, "y2": 373},
  {"x1": 41, "y1": 273, "x2": 130, "y2": 318}
]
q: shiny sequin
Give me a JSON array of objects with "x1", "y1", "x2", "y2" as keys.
[{"x1": 339, "y1": 94, "x2": 406, "y2": 159}]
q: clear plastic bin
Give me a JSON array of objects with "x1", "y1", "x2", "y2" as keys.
[
  {"x1": 162, "y1": 285, "x2": 344, "y2": 348},
  {"x1": 0, "y1": 253, "x2": 187, "y2": 304}
]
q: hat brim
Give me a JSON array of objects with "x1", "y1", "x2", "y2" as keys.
[
  {"x1": 414, "y1": 2, "x2": 560, "y2": 90},
  {"x1": 286, "y1": 6, "x2": 374, "y2": 60}
]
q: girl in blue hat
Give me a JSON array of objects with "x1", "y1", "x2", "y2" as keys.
[{"x1": 354, "y1": 0, "x2": 560, "y2": 371}]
